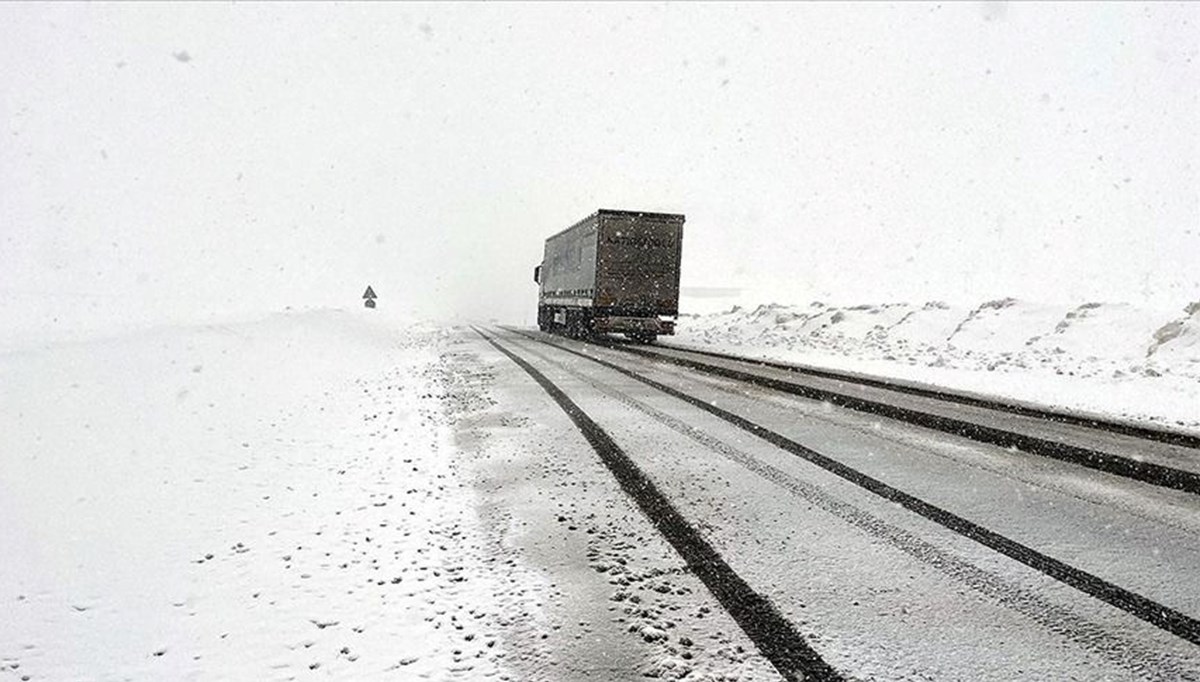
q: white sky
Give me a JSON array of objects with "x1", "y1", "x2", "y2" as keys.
[{"x1": 1, "y1": 2, "x2": 1197, "y2": 335}]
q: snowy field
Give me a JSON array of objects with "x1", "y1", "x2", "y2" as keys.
[
  {"x1": 674, "y1": 297, "x2": 1200, "y2": 434},
  {"x1": 0, "y1": 310, "x2": 774, "y2": 681},
  {"x1": 1, "y1": 310, "x2": 499, "y2": 680}
]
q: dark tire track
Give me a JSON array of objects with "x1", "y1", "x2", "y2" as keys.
[
  {"x1": 500, "y1": 331, "x2": 1195, "y2": 679},
  {"x1": 601, "y1": 339, "x2": 1200, "y2": 495},
  {"x1": 649, "y1": 341, "x2": 1200, "y2": 450},
  {"x1": 506, "y1": 328, "x2": 1200, "y2": 649},
  {"x1": 474, "y1": 327, "x2": 842, "y2": 682}
]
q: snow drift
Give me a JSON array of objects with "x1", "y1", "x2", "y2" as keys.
[{"x1": 674, "y1": 299, "x2": 1200, "y2": 432}]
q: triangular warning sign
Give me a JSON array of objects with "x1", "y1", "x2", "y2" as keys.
[{"x1": 362, "y1": 285, "x2": 377, "y2": 299}]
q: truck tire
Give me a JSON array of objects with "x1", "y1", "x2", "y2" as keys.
[{"x1": 565, "y1": 309, "x2": 593, "y2": 339}]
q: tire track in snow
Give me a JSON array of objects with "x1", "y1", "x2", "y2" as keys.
[
  {"x1": 474, "y1": 327, "x2": 841, "y2": 682},
  {"x1": 500, "y1": 331, "x2": 1194, "y2": 679},
  {"x1": 689, "y1": 370, "x2": 1200, "y2": 541},
  {"x1": 605, "y1": 340, "x2": 1200, "y2": 494},
  {"x1": 507, "y1": 328, "x2": 1200, "y2": 650}
]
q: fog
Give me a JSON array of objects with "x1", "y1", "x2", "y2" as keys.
[{"x1": 2, "y1": 2, "x2": 1196, "y2": 341}]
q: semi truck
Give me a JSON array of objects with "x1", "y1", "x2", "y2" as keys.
[{"x1": 533, "y1": 209, "x2": 685, "y2": 343}]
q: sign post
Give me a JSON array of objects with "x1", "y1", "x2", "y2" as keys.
[{"x1": 362, "y1": 285, "x2": 377, "y2": 309}]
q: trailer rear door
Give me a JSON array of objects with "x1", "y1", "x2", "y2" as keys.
[{"x1": 595, "y1": 213, "x2": 683, "y2": 315}]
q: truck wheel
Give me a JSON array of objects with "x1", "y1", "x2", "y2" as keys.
[{"x1": 566, "y1": 310, "x2": 593, "y2": 339}]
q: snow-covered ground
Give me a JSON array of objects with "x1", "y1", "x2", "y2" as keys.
[
  {"x1": 0, "y1": 309, "x2": 775, "y2": 681},
  {"x1": 4, "y1": 301, "x2": 1197, "y2": 680},
  {"x1": 0, "y1": 310, "x2": 525, "y2": 680},
  {"x1": 674, "y1": 298, "x2": 1200, "y2": 433}
]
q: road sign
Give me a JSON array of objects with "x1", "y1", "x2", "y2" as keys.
[{"x1": 363, "y1": 285, "x2": 377, "y2": 309}]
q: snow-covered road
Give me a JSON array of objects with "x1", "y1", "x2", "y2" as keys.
[
  {"x1": 3, "y1": 312, "x2": 1198, "y2": 680},
  {"x1": 483, "y1": 327, "x2": 1200, "y2": 680}
]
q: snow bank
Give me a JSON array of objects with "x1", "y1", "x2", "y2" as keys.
[
  {"x1": 675, "y1": 299, "x2": 1200, "y2": 432},
  {"x1": 1149, "y1": 302, "x2": 1200, "y2": 365}
]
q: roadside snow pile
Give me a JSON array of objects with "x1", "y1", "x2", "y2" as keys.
[
  {"x1": 674, "y1": 299, "x2": 1200, "y2": 431},
  {"x1": 1148, "y1": 302, "x2": 1200, "y2": 366}
]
